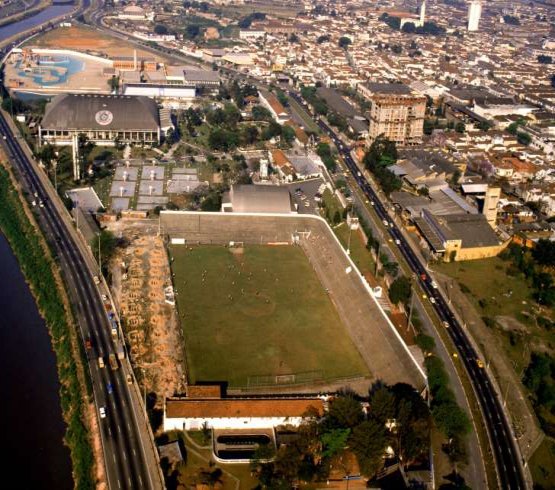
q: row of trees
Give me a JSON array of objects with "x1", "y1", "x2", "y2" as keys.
[
  {"x1": 362, "y1": 136, "x2": 403, "y2": 195},
  {"x1": 523, "y1": 352, "x2": 555, "y2": 437},
  {"x1": 251, "y1": 384, "x2": 431, "y2": 487}
]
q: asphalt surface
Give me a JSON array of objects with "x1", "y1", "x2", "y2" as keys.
[
  {"x1": 291, "y1": 92, "x2": 527, "y2": 489},
  {"x1": 0, "y1": 114, "x2": 157, "y2": 489}
]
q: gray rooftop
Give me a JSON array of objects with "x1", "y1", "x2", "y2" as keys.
[
  {"x1": 225, "y1": 185, "x2": 294, "y2": 214},
  {"x1": 363, "y1": 83, "x2": 412, "y2": 95},
  {"x1": 41, "y1": 94, "x2": 160, "y2": 131}
]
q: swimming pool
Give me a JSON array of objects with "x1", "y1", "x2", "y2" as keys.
[{"x1": 15, "y1": 54, "x2": 84, "y2": 86}]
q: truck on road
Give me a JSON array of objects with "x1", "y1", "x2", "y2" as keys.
[
  {"x1": 98, "y1": 356, "x2": 105, "y2": 368},
  {"x1": 109, "y1": 353, "x2": 118, "y2": 371},
  {"x1": 116, "y1": 342, "x2": 125, "y2": 360}
]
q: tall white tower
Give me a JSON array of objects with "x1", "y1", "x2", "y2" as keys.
[
  {"x1": 468, "y1": 0, "x2": 482, "y2": 32},
  {"x1": 420, "y1": 0, "x2": 426, "y2": 25}
]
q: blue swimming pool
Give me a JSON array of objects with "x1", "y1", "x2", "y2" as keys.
[{"x1": 15, "y1": 54, "x2": 84, "y2": 86}]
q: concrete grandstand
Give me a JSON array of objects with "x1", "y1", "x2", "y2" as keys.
[{"x1": 160, "y1": 211, "x2": 427, "y2": 391}]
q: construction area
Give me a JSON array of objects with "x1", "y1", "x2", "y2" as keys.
[{"x1": 110, "y1": 223, "x2": 185, "y2": 401}]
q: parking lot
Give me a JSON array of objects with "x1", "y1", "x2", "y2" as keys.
[{"x1": 285, "y1": 178, "x2": 328, "y2": 215}]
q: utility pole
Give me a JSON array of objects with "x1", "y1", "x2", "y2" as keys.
[{"x1": 374, "y1": 241, "x2": 381, "y2": 276}]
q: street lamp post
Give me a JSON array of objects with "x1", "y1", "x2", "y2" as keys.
[{"x1": 96, "y1": 232, "x2": 102, "y2": 275}]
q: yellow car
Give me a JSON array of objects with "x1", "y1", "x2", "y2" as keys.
[
  {"x1": 452, "y1": 352, "x2": 458, "y2": 359},
  {"x1": 476, "y1": 359, "x2": 484, "y2": 369}
]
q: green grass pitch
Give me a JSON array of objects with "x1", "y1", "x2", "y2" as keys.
[{"x1": 169, "y1": 244, "x2": 369, "y2": 388}]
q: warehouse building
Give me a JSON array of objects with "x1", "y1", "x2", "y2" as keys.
[{"x1": 39, "y1": 94, "x2": 161, "y2": 180}]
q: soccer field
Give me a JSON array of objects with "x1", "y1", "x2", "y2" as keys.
[{"x1": 169, "y1": 244, "x2": 369, "y2": 388}]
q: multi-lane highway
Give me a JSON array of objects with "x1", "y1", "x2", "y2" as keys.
[
  {"x1": 0, "y1": 110, "x2": 159, "y2": 489},
  {"x1": 296, "y1": 95, "x2": 527, "y2": 488}
]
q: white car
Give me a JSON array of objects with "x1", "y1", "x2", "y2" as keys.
[
  {"x1": 99, "y1": 407, "x2": 106, "y2": 419},
  {"x1": 430, "y1": 297, "x2": 436, "y2": 304},
  {"x1": 101, "y1": 294, "x2": 108, "y2": 301},
  {"x1": 431, "y1": 281, "x2": 438, "y2": 289},
  {"x1": 395, "y1": 239, "x2": 401, "y2": 245},
  {"x1": 443, "y1": 321, "x2": 450, "y2": 328},
  {"x1": 382, "y1": 220, "x2": 389, "y2": 227}
]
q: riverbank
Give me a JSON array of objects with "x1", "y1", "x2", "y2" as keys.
[
  {"x1": 0, "y1": 163, "x2": 95, "y2": 489},
  {"x1": 0, "y1": 0, "x2": 51, "y2": 29}
]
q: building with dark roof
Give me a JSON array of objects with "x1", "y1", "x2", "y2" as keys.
[
  {"x1": 414, "y1": 210, "x2": 508, "y2": 261},
  {"x1": 39, "y1": 94, "x2": 161, "y2": 179}
]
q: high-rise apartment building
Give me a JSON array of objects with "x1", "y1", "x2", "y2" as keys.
[
  {"x1": 468, "y1": 0, "x2": 482, "y2": 32},
  {"x1": 357, "y1": 83, "x2": 426, "y2": 146}
]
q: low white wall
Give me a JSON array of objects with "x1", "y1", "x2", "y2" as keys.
[
  {"x1": 164, "y1": 416, "x2": 304, "y2": 432},
  {"x1": 30, "y1": 48, "x2": 113, "y2": 65}
]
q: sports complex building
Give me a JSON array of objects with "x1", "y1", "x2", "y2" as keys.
[{"x1": 39, "y1": 94, "x2": 162, "y2": 179}]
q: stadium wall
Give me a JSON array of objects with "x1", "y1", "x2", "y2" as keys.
[{"x1": 160, "y1": 211, "x2": 428, "y2": 390}]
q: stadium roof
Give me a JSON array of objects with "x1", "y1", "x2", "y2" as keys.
[
  {"x1": 166, "y1": 398, "x2": 324, "y2": 419},
  {"x1": 225, "y1": 185, "x2": 294, "y2": 214},
  {"x1": 41, "y1": 94, "x2": 160, "y2": 131}
]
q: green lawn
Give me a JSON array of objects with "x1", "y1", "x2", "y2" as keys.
[
  {"x1": 335, "y1": 223, "x2": 375, "y2": 277},
  {"x1": 435, "y1": 257, "x2": 553, "y2": 373},
  {"x1": 530, "y1": 437, "x2": 555, "y2": 490},
  {"x1": 170, "y1": 245, "x2": 368, "y2": 388}
]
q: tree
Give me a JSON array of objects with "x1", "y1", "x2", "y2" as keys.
[
  {"x1": 368, "y1": 386, "x2": 396, "y2": 425},
  {"x1": 532, "y1": 239, "x2": 555, "y2": 267},
  {"x1": 432, "y1": 402, "x2": 471, "y2": 439},
  {"x1": 240, "y1": 125, "x2": 259, "y2": 146},
  {"x1": 503, "y1": 15, "x2": 520, "y2": 25},
  {"x1": 317, "y1": 35, "x2": 330, "y2": 44},
  {"x1": 251, "y1": 105, "x2": 273, "y2": 121},
  {"x1": 338, "y1": 36, "x2": 352, "y2": 48},
  {"x1": 90, "y1": 230, "x2": 118, "y2": 276},
  {"x1": 281, "y1": 125, "x2": 296, "y2": 144},
  {"x1": 107, "y1": 75, "x2": 119, "y2": 93},
  {"x1": 328, "y1": 393, "x2": 364, "y2": 429},
  {"x1": 275, "y1": 89, "x2": 289, "y2": 107},
  {"x1": 184, "y1": 24, "x2": 200, "y2": 39},
  {"x1": 389, "y1": 276, "x2": 411, "y2": 305},
  {"x1": 415, "y1": 333, "x2": 435, "y2": 354},
  {"x1": 288, "y1": 33, "x2": 300, "y2": 43},
  {"x1": 517, "y1": 132, "x2": 532, "y2": 146},
  {"x1": 538, "y1": 55, "x2": 553, "y2": 64},
  {"x1": 349, "y1": 420, "x2": 386, "y2": 476},
  {"x1": 402, "y1": 22, "x2": 416, "y2": 33},
  {"x1": 154, "y1": 24, "x2": 168, "y2": 35},
  {"x1": 321, "y1": 428, "x2": 350, "y2": 458},
  {"x1": 455, "y1": 122, "x2": 466, "y2": 133}
]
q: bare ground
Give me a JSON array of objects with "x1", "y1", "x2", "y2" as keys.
[{"x1": 109, "y1": 223, "x2": 185, "y2": 415}]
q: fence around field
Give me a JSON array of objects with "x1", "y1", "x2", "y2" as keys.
[{"x1": 229, "y1": 372, "x2": 371, "y2": 393}]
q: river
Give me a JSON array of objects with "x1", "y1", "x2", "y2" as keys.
[
  {"x1": 0, "y1": 5, "x2": 74, "y2": 43},
  {"x1": 0, "y1": 233, "x2": 73, "y2": 489}
]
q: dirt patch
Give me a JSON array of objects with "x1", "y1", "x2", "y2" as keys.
[
  {"x1": 109, "y1": 224, "x2": 185, "y2": 417},
  {"x1": 27, "y1": 25, "x2": 162, "y2": 59},
  {"x1": 495, "y1": 315, "x2": 530, "y2": 333}
]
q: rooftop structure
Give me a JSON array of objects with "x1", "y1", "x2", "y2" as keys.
[
  {"x1": 221, "y1": 185, "x2": 295, "y2": 214},
  {"x1": 39, "y1": 94, "x2": 161, "y2": 179}
]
